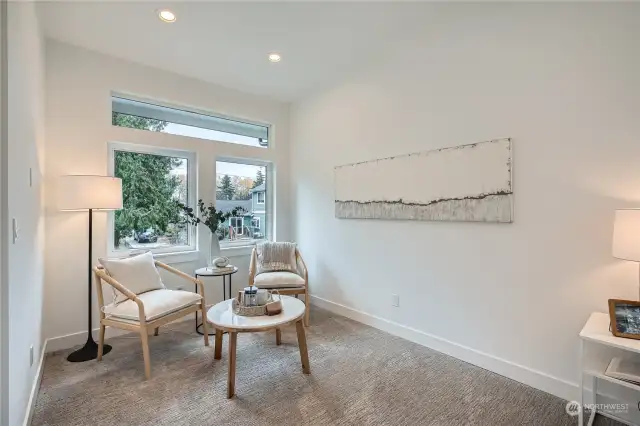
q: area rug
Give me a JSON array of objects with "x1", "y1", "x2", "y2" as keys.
[{"x1": 32, "y1": 308, "x2": 618, "y2": 425}]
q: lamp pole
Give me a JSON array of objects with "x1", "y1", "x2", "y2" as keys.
[{"x1": 67, "y1": 208, "x2": 113, "y2": 362}]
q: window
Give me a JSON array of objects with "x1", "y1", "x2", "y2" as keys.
[
  {"x1": 109, "y1": 143, "x2": 196, "y2": 255},
  {"x1": 251, "y1": 217, "x2": 260, "y2": 229},
  {"x1": 216, "y1": 160, "x2": 269, "y2": 246},
  {"x1": 112, "y1": 95, "x2": 269, "y2": 148}
]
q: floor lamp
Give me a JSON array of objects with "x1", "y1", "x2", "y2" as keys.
[{"x1": 58, "y1": 175, "x2": 123, "y2": 362}]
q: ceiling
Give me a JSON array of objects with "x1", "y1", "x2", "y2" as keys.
[{"x1": 38, "y1": 1, "x2": 430, "y2": 102}]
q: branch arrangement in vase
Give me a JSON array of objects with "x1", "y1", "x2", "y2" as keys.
[{"x1": 178, "y1": 199, "x2": 246, "y2": 237}]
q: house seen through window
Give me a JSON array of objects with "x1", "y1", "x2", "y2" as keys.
[{"x1": 216, "y1": 160, "x2": 268, "y2": 245}]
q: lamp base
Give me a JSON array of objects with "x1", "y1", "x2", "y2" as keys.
[{"x1": 67, "y1": 336, "x2": 112, "y2": 363}]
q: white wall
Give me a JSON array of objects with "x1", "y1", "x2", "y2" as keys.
[
  {"x1": 44, "y1": 41, "x2": 290, "y2": 349},
  {"x1": 290, "y1": 3, "x2": 640, "y2": 403},
  {"x1": 7, "y1": 2, "x2": 45, "y2": 425}
]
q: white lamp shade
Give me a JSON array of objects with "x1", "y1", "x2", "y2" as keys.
[
  {"x1": 613, "y1": 209, "x2": 640, "y2": 262},
  {"x1": 57, "y1": 175, "x2": 122, "y2": 211}
]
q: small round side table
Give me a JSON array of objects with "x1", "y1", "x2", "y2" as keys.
[{"x1": 194, "y1": 266, "x2": 238, "y2": 336}]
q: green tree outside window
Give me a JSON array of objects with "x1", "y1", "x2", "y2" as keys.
[{"x1": 112, "y1": 113, "x2": 185, "y2": 248}]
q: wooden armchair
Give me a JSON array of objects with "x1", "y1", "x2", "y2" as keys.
[
  {"x1": 249, "y1": 247, "x2": 309, "y2": 326},
  {"x1": 94, "y1": 261, "x2": 209, "y2": 379}
]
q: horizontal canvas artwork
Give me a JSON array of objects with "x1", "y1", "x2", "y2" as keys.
[{"x1": 334, "y1": 138, "x2": 513, "y2": 222}]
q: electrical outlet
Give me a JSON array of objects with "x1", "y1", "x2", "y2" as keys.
[
  {"x1": 391, "y1": 294, "x2": 400, "y2": 307},
  {"x1": 29, "y1": 345, "x2": 34, "y2": 367}
]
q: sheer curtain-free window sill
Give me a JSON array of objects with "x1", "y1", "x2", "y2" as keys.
[
  {"x1": 109, "y1": 248, "x2": 200, "y2": 264},
  {"x1": 220, "y1": 239, "x2": 266, "y2": 257}
]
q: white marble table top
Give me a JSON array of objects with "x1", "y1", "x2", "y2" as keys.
[
  {"x1": 206, "y1": 296, "x2": 305, "y2": 331},
  {"x1": 195, "y1": 266, "x2": 238, "y2": 276}
]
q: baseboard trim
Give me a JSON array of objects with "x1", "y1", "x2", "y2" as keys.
[
  {"x1": 46, "y1": 315, "x2": 194, "y2": 353},
  {"x1": 310, "y1": 295, "x2": 578, "y2": 402},
  {"x1": 22, "y1": 339, "x2": 47, "y2": 426}
]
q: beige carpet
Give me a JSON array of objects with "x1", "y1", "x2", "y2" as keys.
[{"x1": 33, "y1": 308, "x2": 619, "y2": 426}]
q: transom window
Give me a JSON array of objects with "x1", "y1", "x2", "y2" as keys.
[
  {"x1": 109, "y1": 142, "x2": 196, "y2": 255},
  {"x1": 112, "y1": 95, "x2": 269, "y2": 148}
]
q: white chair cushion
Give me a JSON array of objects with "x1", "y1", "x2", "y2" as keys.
[
  {"x1": 254, "y1": 271, "x2": 305, "y2": 288},
  {"x1": 103, "y1": 289, "x2": 202, "y2": 322},
  {"x1": 98, "y1": 252, "x2": 165, "y2": 304}
]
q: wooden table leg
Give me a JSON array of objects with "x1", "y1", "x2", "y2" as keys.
[
  {"x1": 214, "y1": 328, "x2": 223, "y2": 360},
  {"x1": 295, "y1": 320, "x2": 310, "y2": 374},
  {"x1": 227, "y1": 332, "x2": 237, "y2": 398},
  {"x1": 276, "y1": 328, "x2": 282, "y2": 346}
]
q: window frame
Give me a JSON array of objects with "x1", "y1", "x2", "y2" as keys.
[
  {"x1": 257, "y1": 191, "x2": 265, "y2": 205},
  {"x1": 251, "y1": 217, "x2": 260, "y2": 229},
  {"x1": 216, "y1": 157, "x2": 273, "y2": 250},
  {"x1": 107, "y1": 142, "x2": 198, "y2": 259},
  {"x1": 111, "y1": 93, "x2": 270, "y2": 148}
]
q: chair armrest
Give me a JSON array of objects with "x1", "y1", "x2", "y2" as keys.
[
  {"x1": 94, "y1": 267, "x2": 138, "y2": 300},
  {"x1": 94, "y1": 267, "x2": 146, "y2": 321},
  {"x1": 296, "y1": 250, "x2": 308, "y2": 282},
  {"x1": 249, "y1": 247, "x2": 257, "y2": 286},
  {"x1": 154, "y1": 261, "x2": 206, "y2": 298}
]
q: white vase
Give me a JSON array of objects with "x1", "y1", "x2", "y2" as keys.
[{"x1": 209, "y1": 231, "x2": 221, "y2": 269}]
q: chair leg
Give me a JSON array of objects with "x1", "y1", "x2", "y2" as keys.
[
  {"x1": 139, "y1": 327, "x2": 152, "y2": 380},
  {"x1": 201, "y1": 304, "x2": 210, "y2": 346},
  {"x1": 97, "y1": 324, "x2": 105, "y2": 361},
  {"x1": 304, "y1": 290, "x2": 310, "y2": 327},
  {"x1": 154, "y1": 327, "x2": 159, "y2": 336}
]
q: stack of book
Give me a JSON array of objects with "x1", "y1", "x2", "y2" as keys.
[{"x1": 209, "y1": 265, "x2": 235, "y2": 274}]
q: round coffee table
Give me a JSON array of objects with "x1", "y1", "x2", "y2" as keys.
[{"x1": 207, "y1": 295, "x2": 310, "y2": 398}]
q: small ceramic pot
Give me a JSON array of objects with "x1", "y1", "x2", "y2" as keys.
[{"x1": 213, "y1": 256, "x2": 229, "y2": 267}]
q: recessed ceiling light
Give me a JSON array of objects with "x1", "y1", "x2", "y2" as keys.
[
  {"x1": 158, "y1": 9, "x2": 176, "y2": 23},
  {"x1": 268, "y1": 53, "x2": 281, "y2": 63}
]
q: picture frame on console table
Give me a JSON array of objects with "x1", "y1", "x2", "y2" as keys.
[{"x1": 608, "y1": 299, "x2": 640, "y2": 339}]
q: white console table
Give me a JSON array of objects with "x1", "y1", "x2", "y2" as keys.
[{"x1": 579, "y1": 312, "x2": 640, "y2": 426}]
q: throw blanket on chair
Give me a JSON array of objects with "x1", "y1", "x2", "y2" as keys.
[{"x1": 256, "y1": 241, "x2": 297, "y2": 276}]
